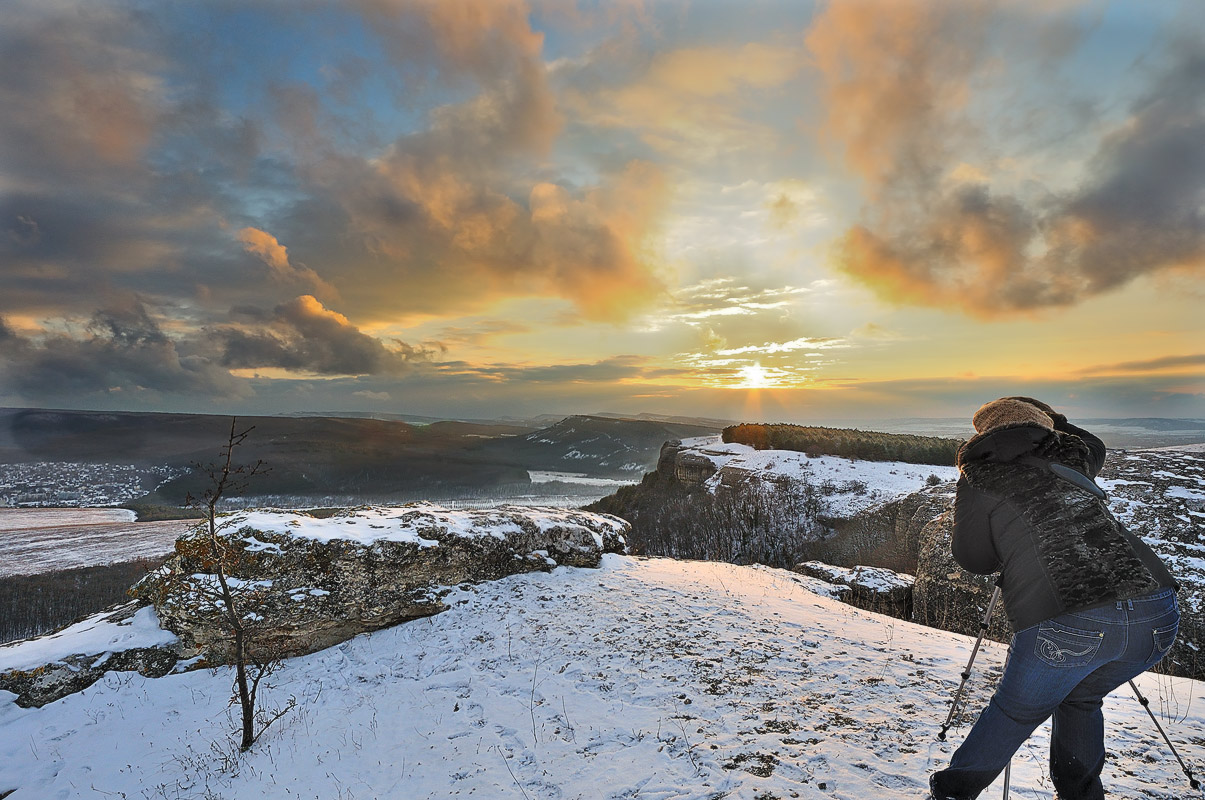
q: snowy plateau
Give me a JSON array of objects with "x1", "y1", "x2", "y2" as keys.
[
  {"x1": 0, "y1": 439, "x2": 1203, "y2": 799},
  {"x1": 670, "y1": 436, "x2": 960, "y2": 518},
  {"x1": 1, "y1": 560, "x2": 1201, "y2": 799}
]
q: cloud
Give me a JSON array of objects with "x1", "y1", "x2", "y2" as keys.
[
  {"x1": 258, "y1": 1, "x2": 672, "y2": 323},
  {"x1": 494, "y1": 354, "x2": 654, "y2": 383},
  {"x1": 351, "y1": 0, "x2": 560, "y2": 157},
  {"x1": 435, "y1": 319, "x2": 532, "y2": 348},
  {"x1": 714, "y1": 337, "x2": 846, "y2": 357},
  {"x1": 0, "y1": 0, "x2": 670, "y2": 340},
  {"x1": 563, "y1": 41, "x2": 805, "y2": 158},
  {"x1": 669, "y1": 279, "x2": 811, "y2": 322},
  {"x1": 237, "y1": 227, "x2": 339, "y2": 301},
  {"x1": 0, "y1": 292, "x2": 438, "y2": 405},
  {"x1": 0, "y1": 299, "x2": 244, "y2": 402},
  {"x1": 1076, "y1": 353, "x2": 1205, "y2": 376},
  {"x1": 0, "y1": 1, "x2": 164, "y2": 184},
  {"x1": 814, "y1": 372, "x2": 1205, "y2": 420},
  {"x1": 419, "y1": 352, "x2": 691, "y2": 386},
  {"x1": 322, "y1": 142, "x2": 670, "y2": 321},
  {"x1": 218, "y1": 295, "x2": 433, "y2": 376},
  {"x1": 807, "y1": 1, "x2": 1205, "y2": 315}
]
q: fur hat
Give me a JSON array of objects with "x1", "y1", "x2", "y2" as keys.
[{"x1": 972, "y1": 397, "x2": 1054, "y2": 435}]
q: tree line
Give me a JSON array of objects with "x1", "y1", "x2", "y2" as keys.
[
  {"x1": 722, "y1": 423, "x2": 959, "y2": 465},
  {"x1": 0, "y1": 558, "x2": 163, "y2": 644}
]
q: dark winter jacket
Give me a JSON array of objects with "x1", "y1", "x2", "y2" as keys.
[{"x1": 952, "y1": 418, "x2": 1177, "y2": 632}]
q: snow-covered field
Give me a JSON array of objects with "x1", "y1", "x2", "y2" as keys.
[
  {"x1": 0, "y1": 508, "x2": 194, "y2": 577},
  {"x1": 529, "y1": 470, "x2": 636, "y2": 488},
  {"x1": 679, "y1": 436, "x2": 960, "y2": 517},
  {"x1": 1, "y1": 556, "x2": 1197, "y2": 800}
]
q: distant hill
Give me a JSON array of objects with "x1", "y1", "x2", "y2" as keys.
[
  {"x1": 0, "y1": 409, "x2": 722, "y2": 506},
  {"x1": 0, "y1": 408, "x2": 535, "y2": 503},
  {"x1": 474, "y1": 414, "x2": 724, "y2": 479}
]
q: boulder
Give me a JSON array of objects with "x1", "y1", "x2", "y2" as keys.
[
  {"x1": 132, "y1": 503, "x2": 629, "y2": 666},
  {"x1": 792, "y1": 561, "x2": 914, "y2": 618},
  {"x1": 657, "y1": 440, "x2": 718, "y2": 485}
]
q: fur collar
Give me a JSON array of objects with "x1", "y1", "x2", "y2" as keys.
[
  {"x1": 958, "y1": 422, "x2": 1094, "y2": 474},
  {"x1": 958, "y1": 422, "x2": 1050, "y2": 467}
]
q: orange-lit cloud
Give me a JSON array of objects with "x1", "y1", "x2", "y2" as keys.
[
  {"x1": 1075, "y1": 353, "x2": 1205, "y2": 376},
  {"x1": 807, "y1": 0, "x2": 1205, "y2": 315},
  {"x1": 331, "y1": 145, "x2": 669, "y2": 321},
  {"x1": 806, "y1": 1, "x2": 987, "y2": 192},
  {"x1": 287, "y1": 0, "x2": 670, "y2": 322},
  {"x1": 566, "y1": 41, "x2": 805, "y2": 157},
  {"x1": 237, "y1": 227, "x2": 339, "y2": 302}
]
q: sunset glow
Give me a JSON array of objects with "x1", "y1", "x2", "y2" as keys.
[{"x1": 0, "y1": 0, "x2": 1201, "y2": 421}]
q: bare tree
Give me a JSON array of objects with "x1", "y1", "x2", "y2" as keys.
[{"x1": 186, "y1": 417, "x2": 291, "y2": 750}]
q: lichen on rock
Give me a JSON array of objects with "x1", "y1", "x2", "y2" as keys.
[{"x1": 131, "y1": 503, "x2": 629, "y2": 666}]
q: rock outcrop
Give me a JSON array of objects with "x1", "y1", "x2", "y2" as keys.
[
  {"x1": 792, "y1": 561, "x2": 914, "y2": 618},
  {"x1": 0, "y1": 603, "x2": 180, "y2": 708},
  {"x1": 816, "y1": 482, "x2": 955, "y2": 573},
  {"x1": 657, "y1": 440, "x2": 719, "y2": 485},
  {"x1": 2, "y1": 504, "x2": 628, "y2": 707},
  {"x1": 132, "y1": 504, "x2": 629, "y2": 666}
]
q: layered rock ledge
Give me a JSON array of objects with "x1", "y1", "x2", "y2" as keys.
[
  {"x1": 3, "y1": 504, "x2": 628, "y2": 706},
  {"x1": 792, "y1": 560, "x2": 914, "y2": 618},
  {"x1": 133, "y1": 503, "x2": 629, "y2": 665}
]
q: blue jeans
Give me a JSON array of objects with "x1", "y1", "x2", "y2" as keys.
[{"x1": 931, "y1": 588, "x2": 1179, "y2": 800}]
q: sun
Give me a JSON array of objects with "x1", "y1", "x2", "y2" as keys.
[{"x1": 738, "y1": 363, "x2": 771, "y2": 389}]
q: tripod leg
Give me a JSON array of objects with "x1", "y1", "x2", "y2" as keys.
[
  {"x1": 1128, "y1": 679, "x2": 1201, "y2": 792},
  {"x1": 939, "y1": 585, "x2": 1002, "y2": 740}
]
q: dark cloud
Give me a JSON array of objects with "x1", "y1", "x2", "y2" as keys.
[
  {"x1": 0, "y1": 3, "x2": 163, "y2": 186},
  {"x1": 217, "y1": 295, "x2": 433, "y2": 376},
  {"x1": 0, "y1": 299, "x2": 243, "y2": 403},
  {"x1": 0, "y1": 292, "x2": 436, "y2": 406},
  {"x1": 497, "y1": 354, "x2": 652, "y2": 383}
]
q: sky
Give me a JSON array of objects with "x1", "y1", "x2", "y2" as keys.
[{"x1": 1, "y1": 0, "x2": 1203, "y2": 423}]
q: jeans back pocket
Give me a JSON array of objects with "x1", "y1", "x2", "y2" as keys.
[
  {"x1": 1150, "y1": 620, "x2": 1179, "y2": 664},
  {"x1": 1036, "y1": 621, "x2": 1105, "y2": 668}
]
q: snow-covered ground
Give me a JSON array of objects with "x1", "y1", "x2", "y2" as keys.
[
  {"x1": 679, "y1": 436, "x2": 960, "y2": 517},
  {"x1": 0, "y1": 605, "x2": 177, "y2": 673},
  {"x1": 1, "y1": 556, "x2": 1197, "y2": 800},
  {"x1": 0, "y1": 508, "x2": 194, "y2": 577}
]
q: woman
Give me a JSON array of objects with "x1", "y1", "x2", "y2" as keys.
[{"x1": 929, "y1": 397, "x2": 1179, "y2": 800}]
